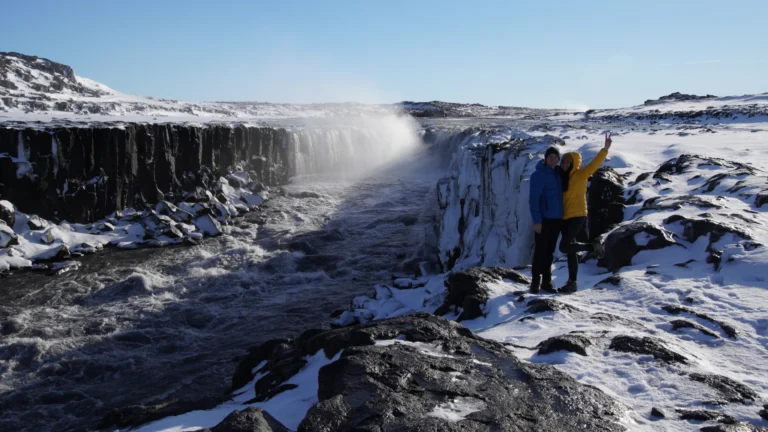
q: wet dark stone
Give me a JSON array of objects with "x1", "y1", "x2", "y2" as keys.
[
  {"x1": 588, "y1": 167, "x2": 626, "y2": 240},
  {"x1": 435, "y1": 267, "x2": 529, "y2": 321},
  {"x1": 598, "y1": 222, "x2": 681, "y2": 271},
  {"x1": 760, "y1": 405, "x2": 768, "y2": 420},
  {"x1": 671, "y1": 319, "x2": 719, "y2": 338},
  {"x1": 230, "y1": 338, "x2": 290, "y2": 391},
  {"x1": 537, "y1": 334, "x2": 592, "y2": 356},
  {"x1": 294, "y1": 313, "x2": 624, "y2": 432},
  {"x1": 651, "y1": 407, "x2": 665, "y2": 418},
  {"x1": 689, "y1": 373, "x2": 759, "y2": 403},
  {"x1": 609, "y1": 335, "x2": 688, "y2": 364},
  {"x1": 205, "y1": 407, "x2": 290, "y2": 432}
]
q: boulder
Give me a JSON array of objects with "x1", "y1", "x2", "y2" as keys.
[
  {"x1": 598, "y1": 222, "x2": 681, "y2": 271},
  {"x1": 537, "y1": 334, "x2": 592, "y2": 356},
  {"x1": 100, "y1": 397, "x2": 226, "y2": 430},
  {"x1": 651, "y1": 407, "x2": 666, "y2": 418},
  {"x1": 194, "y1": 214, "x2": 223, "y2": 236},
  {"x1": 293, "y1": 313, "x2": 624, "y2": 431},
  {"x1": 26, "y1": 214, "x2": 46, "y2": 231},
  {"x1": 664, "y1": 215, "x2": 752, "y2": 244},
  {"x1": 689, "y1": 373, "x2": 758, "y2": 403},
  {"x1": 588, "y1": 167, "x2": 626, "y2": 240},
  {"x1": 205, "y1": 407, "x2": 289, "y2": 432},
  {"x1": 435, "y1": 267, "x2": 529, "y2": 321},
  {"x1": 608, "y1": 335, "x2": 687, "y2": 364}
]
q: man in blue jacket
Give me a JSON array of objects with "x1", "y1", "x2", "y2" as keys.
[{"x1": 528, "y1": 146, "x2": 564, "y2": 293}]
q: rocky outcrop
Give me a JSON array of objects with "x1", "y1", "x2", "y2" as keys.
[
  {"x1": 598, "y1": 222, "x2": 681, "y2": 271},
  {"x1": 0, "y1": 125, "x2": 291, "y2": 223},
  {"x1": 435, "y1": 267, "x2": 529, "y2": 321},
  {"x1": 588, "y1": 166, "x2": 626, "y2": 240},
  {"x1": 435, "y1": 130, "x2": 564, "y2": 271},
  {"x1": 238, "y1": 313, "x2": 625, "y2": 432},
  {"x1": 224, "y1": 314, "x2": 626, "y2": 431}
]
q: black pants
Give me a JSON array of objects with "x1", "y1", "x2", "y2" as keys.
[
  {"x1": 559, "y1": 216, "x2": 593, "y2": 281},
  {"x1": 532, "y1": 218, "x2": 562, "y2": 281}
]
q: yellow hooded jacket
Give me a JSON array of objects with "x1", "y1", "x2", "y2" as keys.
[{"x1": 562, "y1": 149, "x2": 608, "y2": 220}]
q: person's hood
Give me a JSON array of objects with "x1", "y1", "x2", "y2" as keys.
[{"x1": 564, "y1": 152, "x2": 582, "y2": 170}]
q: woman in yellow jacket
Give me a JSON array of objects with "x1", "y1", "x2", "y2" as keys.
[{"x1": 558, "y1": 134, "x2": 612, "y2": 293}]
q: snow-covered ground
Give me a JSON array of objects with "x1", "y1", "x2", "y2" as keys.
[{"x1": 330, "y1": 122, "x2": 768, "y2": 431}]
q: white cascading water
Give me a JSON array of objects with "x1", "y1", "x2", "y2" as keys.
[{"x1": 287, "y1": 114, "x2": 424, "y2": 178}]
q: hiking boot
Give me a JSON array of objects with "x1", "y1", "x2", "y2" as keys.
[
  {"x1": 530, "y1": 275, "x2": 541, "y2": 294},
  {"x1": 592, "y1": 239, "x2": 605, "y2": 259},
  {"x1": 559, "y1": 280, "x2": 578, "y2": 294},
  {"x1": 541, "y1": 279, "x2": 557, "y2": 293}
]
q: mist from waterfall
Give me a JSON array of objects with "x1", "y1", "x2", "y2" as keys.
[{"x1": 287, "y1": 113, "x2": 425, "y2": 180}]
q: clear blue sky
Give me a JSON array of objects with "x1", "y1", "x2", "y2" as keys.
[{"x1": 2, "y1": 0, "x2": 766, "y2": 108}]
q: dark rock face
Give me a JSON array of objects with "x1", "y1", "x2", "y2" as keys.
[
  {"x1": 662, "y1": 304, "x2": 739, "y2": 338},
  {"x1": 588, "y1": 167, "x2": 626, "y2": 240},
  {"x1": 651, "y1": 407, "x2": 666, "y2": 418},
  {"x1": 0, "y1": 220, "x2": 18, "y2": 247},
  {"x1": 289, "y1": 313, "x2": 625, "y2": 432},
  {"x1": 689, "y1": 373, "x2": 759, "y2": 403},
  {"x1": 598, "y1": 222, "x2": 681, "y2": 271},
  {"x1": 435, "y1": 267, "x2": 529, "y2": 321},
  {"x1": 537, "y1": 333, "x2": 592, "y2": 356},
  {"x1": 204, "y1": 407, "x2": 289, "y2": 432},
  {"x1": 609, "y1": 335, "x2": 688, "y2": 364},
  {"x1": 0, "y1": 125, "x2": 292, "y2": 223}
]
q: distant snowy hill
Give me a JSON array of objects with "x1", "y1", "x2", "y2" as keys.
[{"x1": 3, "y1": 51, "x2": 765, "y2": 127}]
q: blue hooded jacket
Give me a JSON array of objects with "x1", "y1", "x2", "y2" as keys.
[{"x1": 529, "y1": 160, "x2": 563, "y2": 224}]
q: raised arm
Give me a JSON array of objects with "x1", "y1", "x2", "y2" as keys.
[{"x1": 580, "y1": 134, "x2": 612, "y2": 177}]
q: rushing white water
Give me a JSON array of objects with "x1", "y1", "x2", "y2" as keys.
[{"x1": 288, "y1": 115, "x2": 424, "y2": 178}]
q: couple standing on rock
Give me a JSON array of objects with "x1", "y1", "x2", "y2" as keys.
[{"x1": 528, "y1": 133, "x2": 613, "y2": 294}]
